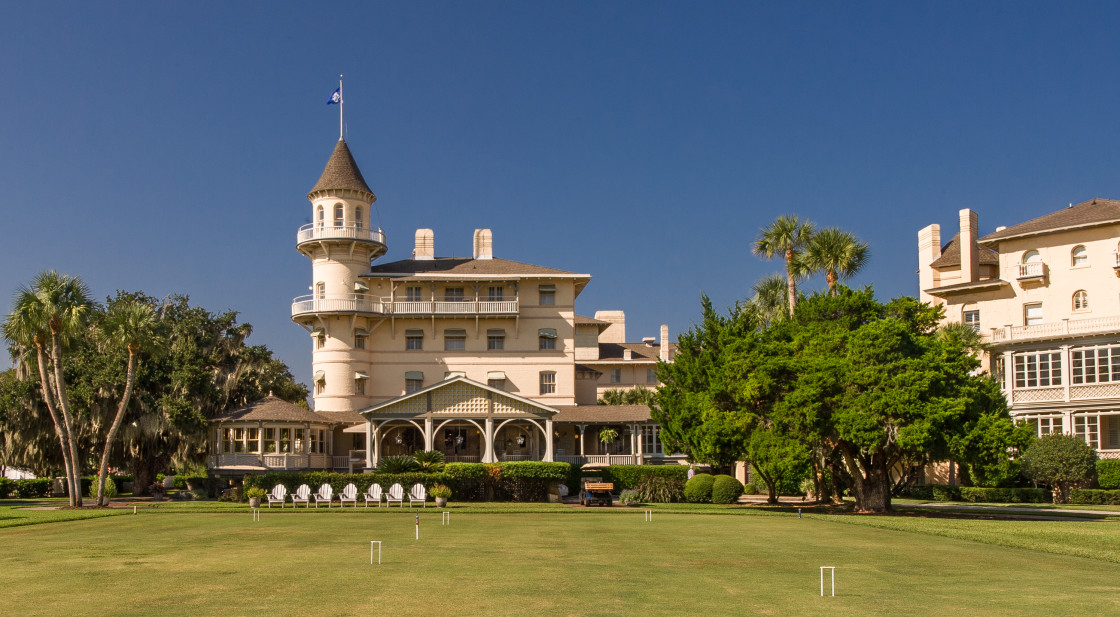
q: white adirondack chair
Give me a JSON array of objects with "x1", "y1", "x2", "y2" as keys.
[
  {"x1": 363, "y1": 483, "x2": 383, "y2": 507},
  {"x1": 266, "y1": 484, "x2": 287, "y2": 508},
  {"x1": 385, "y1": 483, "x2": 404, "y2": 507},
  {"x1": 291, "y1": 484, "x2": 311, "y2": 507},
  {"x1": 408, "y1": 483, "x2": 427, "y2": 508},
  {"x1": 338, "y1": 483, "x2": 358, "y2": 507},
  {"x1": 313, "y1": 483, "x2": 334, "y2": 508}
]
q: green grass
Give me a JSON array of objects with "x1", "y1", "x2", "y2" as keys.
[{"x1": 2, "y1": 503, "x2": 1120, "y2": 616}]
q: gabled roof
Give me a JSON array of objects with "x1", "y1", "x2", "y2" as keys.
[
  {"x1": 930, "y1": 233, "x2": 1001, "y2": 268},
  {"x1": 308, "y1": 139, "x2": 374, "y2": 198},
  {"x1": 360, "y1": 375, "x2": 559, "y2": 417},
  {"x1": 980, "y1": 198, "x2": 1120, "y2": 243},
  {"x1": 211, "y1": 396, "x2": 341, "y2": 424},
  {"x1": 365, "y1": 257, "x2": 586, "y2": 279}
]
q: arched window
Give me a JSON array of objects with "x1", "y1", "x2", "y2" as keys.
[
  {"x1": 1073, "y1": 290, "x2": 1089, "y2": 311},
  {"x1": 316, "y1": 205, "x2": 324, "y2": 228},
  {"x1": 315, "y1": 282, "x2": 326, "y2": 300},
  {"x1": 1022, "y1": 250, "x2": 1041, "y2": 264},
  {"x1": 1071, "y1": 245, "x2": 1088, "y2": 266},
  {"x1": 355, "y1": 207, "x2": 364, "y2": 230},
  {"x1": 333, "y1": 203, "x2": 344, "y2": 227}
]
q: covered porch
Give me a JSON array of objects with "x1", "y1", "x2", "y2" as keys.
[
  {"x1": 361, "y1": 376, "x2": 557, "y2": 467},
  {"x1": 208, "y1": 395, "x2": 349, "y2": 473}
]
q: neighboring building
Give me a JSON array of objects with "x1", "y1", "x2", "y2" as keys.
[
  {"x1": 209, "y1": 138, "x2": 679, "y2": 474},
  {"x1": 918, "y1": 200, "x2": 1120, "y2": 459}
]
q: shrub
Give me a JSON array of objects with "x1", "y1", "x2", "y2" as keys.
[
  {"x1": 581, "y1": 465, "x2": 689, "y2": 490},
  {"x1": 0, "y1": 478, "x2": 12, "y2": 498},
  {"x1": 711, "y1": 475, "x2": 744, "y2": 504},
  {"x1": 245, "y1": 487, "x2": 267, "y2": 499},
  {"x1": 635, "y1": 475, "x2": 684, "y2": 503},
  {"x1": 683, "y1": 473, "x2": 716, "y2": 503},
  {"x1": 413, "y1": 450, "x2": 446, "y2": 473},
  {"x1": 1069, "y1": 489, "x2": 1120, "y2": 505},
  {"x1": 895, "y1": 485, "x2": 934, "y2": 500},
  {"x1": 958, "y1": 487, "x2": 1046, "y2": 503},
  {"x1": 619, "y1": 489, "x2": 641, "y2": 506},
  {"x1": 378, "y1": 455, "x2": 420, "y2": 474},
  {"x1": 1096, "y1": 460, "x2": 1120, "y2": 490},
  {"x1": 14, "y1": 478, "x2": 53, "y2": 498},
  {"x1": 1021, "y1": 433, "x2": 1098, "y2": 503},
  {"x1": 429, "y1": 484, "x2": 452, "y2": 499},
  {"x1": 219, "y1": 486, "x2": 243, "y2": 502},
  {"x1": 89, "y1": 476, "x2": 117, "y2": 500},
  {"x1": 931, "y1": 485, "x2": 962, "y2": 502}
]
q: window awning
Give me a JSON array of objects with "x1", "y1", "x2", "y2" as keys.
[
  {"x1": 405, "y1": 329, "x2": 424, "y2": 336},
  {"x1": 310, "y1": 327, "x2": 325, "y2": 337},
  {"x1": 354, "y1": 371, "x2": 369, "y2": 380},
  {"x1": 313, "y1": 370, "x2": 325, "y2": 382},
  {"x1": 538, "y1": 328, "x2": 557, "y2": 338},
  {"x1": 353, "y1": 281, "x2": 370, "y2": 292},
  {"x1": 445, "y1": 328, "x2": 467, "y2": 337},
  {"x1": 445, "y1": 371, "x2": 466, "y2": 379},
  {"x1": 538, "y1": 284, "x2": 556, "y2": 292},
  {"x1": 487, "y1": 328, "x2": 506, "y2": 336},
  {"x1": 487, "y1": 371, "x2": 507, "y2": 380},
  {"x1": 405, "y1": 371, "x2": 424, "y2": 380},
  {"x1": 354, "y1": 328, "x2": 368, "y2": 337}
]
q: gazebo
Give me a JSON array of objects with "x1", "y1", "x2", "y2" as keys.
[{"x1": 209, "y1": 395, "x2": 348, "y2": 473}]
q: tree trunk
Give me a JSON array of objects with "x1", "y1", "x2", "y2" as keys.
[
  {"x1": 752, "y1": 462, "x2": 778, "y2": 504},
  {"x1": 96, "y1": 349, "x2": 138, "y2": 506},
  {"x1": 34, "y1": 344, "x2": 77, "y2": 506},
  {"x1": 838, "y1": 445, "x2": 892, "y2": 513},
  {"x1": 826, "y1": 271, "x2": 838, "y2": 296},
  {"x1": 50, "y1": 330, "x2": 83, "y2": 507},
  {"x1": 785, "y1": 249, "x2": 798, "y2": 316}
]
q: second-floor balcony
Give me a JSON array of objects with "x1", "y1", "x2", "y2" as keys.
[
  {"x1": 292, "y1": 294, "x2": 519, "y2": 318},
  {"x1": 296, "y1": 223, "x2": 386, "y2": 249},
  {"x1": 1016, "y1": 261, "x2": 1046, "y2": 280},
  {"x1": 988, "y1": 315, "x2": 1120, "y2": 345}
]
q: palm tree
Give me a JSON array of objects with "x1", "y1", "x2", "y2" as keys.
[
  {"x1": 2, "y1": 271, "x2": 92, "y2": 505},
  {"x1": 802, "y1": 227, "x2": 870, "y2": 296},
  {"x1": 92, "y1": 300, "x2": 161, "y2": 506},
  {"x1": 752, "y1": 215, "x2": 815, "y2": 316},
  {"x1": 750, "y1": 274, "x2": 790, "y2": 325}
]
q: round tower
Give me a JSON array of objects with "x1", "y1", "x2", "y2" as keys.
[{"x1": 292, "y1": 139, "x2": 386, "y2": 412}]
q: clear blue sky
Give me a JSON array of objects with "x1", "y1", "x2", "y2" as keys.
[{"x1": 3, "y1": 3, "x2": 1120, "y2": 391}]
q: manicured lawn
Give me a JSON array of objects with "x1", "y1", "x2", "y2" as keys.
[{"x1": 2, "y1": 503, "x2": 1119, "y2": 616}]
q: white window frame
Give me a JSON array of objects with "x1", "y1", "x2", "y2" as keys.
[
  {"x1": 333, "y1": 203, "x2": 344, "y2": 227},
  {"x1": 1073, "y1": 290, "x2": 1089, "y2": 312},
  {"x1": 963, "y1": 310, "x2": 980, "y2": 333},
  {"x1": 1013, "y1": 351, "x2": 1062, "y2": 388},
  {"x1": 1071, "y1": 344, "x2": 1120, "y2": 384},
  {"x1": 1024, "y1": 303, "x2": 1043, "y2": 326},
  {"x1": 539, "y1": 371, "x2": 556, "y2": 395},
  {"x1": 1071, "y1": 245, "x2": 1088, "y2": 267}
]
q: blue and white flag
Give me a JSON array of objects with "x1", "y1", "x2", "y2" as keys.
[{"x1": 327, "y1": 88, "x2": 342, "y2": 105}]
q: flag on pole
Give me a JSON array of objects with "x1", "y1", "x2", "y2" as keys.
[{"x1": 327, "y1": 88, "x2": 342, "y2": 105}]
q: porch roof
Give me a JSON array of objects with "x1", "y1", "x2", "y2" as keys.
[
  {"x1": 359, "y1": 376, "x2": 559, "y2": 420},
  {"x1": 211, "y1": 396, "x2": 341, "y2": 425},
  {"x1": 552, "y1": 405, "x2": 652, "y2": 423}
]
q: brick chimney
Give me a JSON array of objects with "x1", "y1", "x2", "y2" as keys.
[
  {"x1": 659, "y1": 324, "x2": 670, "y2": 361},
  {"x1": 414, "y1": 229, "x2": 434, "y2": 261},
  {"x1": 473, "y1": 229, "x2": 493, "y2": 260}
]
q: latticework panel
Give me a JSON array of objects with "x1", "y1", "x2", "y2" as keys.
[
  {"x1": 1070, "y1": 384, "x2": 1120, "y2": 401},
  {"x1": 432, "y1": 383, "x2": 489, "y2": 415},
  {"x1": 1013, "y1": 388, "x2": 1064, "y2": 404}
]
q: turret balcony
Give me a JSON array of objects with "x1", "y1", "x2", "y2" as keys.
[
  {"x1": 292, "y1": 294, "x2": 519, "y2": 318},
  {"x1": 296, "y1": 223, "x2": 387, "y2": 255}
]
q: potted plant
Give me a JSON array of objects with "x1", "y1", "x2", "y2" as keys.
[
  {"x1": 430, "y1": 484, "x2": 452, "y2": 508},
  {"x1": 246, "y1": 487, "x2": 266, "y2": 508}
]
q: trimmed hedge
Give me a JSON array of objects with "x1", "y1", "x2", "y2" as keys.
[
  {"x1": 11, "y1": 478, "x2": 53, "y2": 498},
  {"x1": 1097, "y1": 460, "x2": 1120, "y2": 490},
  {"x1": 896, "y1": 484, "x2": 1046, "y2": 503},
  {"x1": 711, "y1": 475, "x2": 744, "y2": 504},
  {"x1": 684, "y1": 473, "x2": 716, "y2": 503},
  {"x1": 1070, "y1": 489, "x2": 1120, "y2": 505},
  {"x1": 243, "y1": 462, "x2": 572, "y2": 503}
]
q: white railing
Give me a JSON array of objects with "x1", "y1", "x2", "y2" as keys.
[
  {"x1": 297, "y1": 223, "x2": 385, "y2": 246},
  {"x1": 262, "y1": 454, "x2": 310, "y2": 469},
  {"x1": 446, "y1": 455, "x2": 480, "y2": 463},
  {"x1": 1017, "y1": 262, "x2": 1046, "y2": 279},
  {"x1": 331, "y1": 455, "x2": 351, "y2": 469},
  {"x1": 292, "y1": 293, "x2": 381, "y2": 317},
  {"x1": 990, "y1": 315, "x2": 1120, "y2": 344},
  {"x1": 557, "y1": 454, "x2": 640, "y2": 465},
  {"x1": 378, "y1": 298, "x2": 519, "y2": 316}
]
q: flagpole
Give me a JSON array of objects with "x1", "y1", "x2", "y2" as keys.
[{"x1": 338, "y1": 75, "x2": 344, "y2": 140}]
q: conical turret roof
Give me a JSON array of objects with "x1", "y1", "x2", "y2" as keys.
[{"x1": 308, "y1": 139, "x2": 373, "y2": 198}]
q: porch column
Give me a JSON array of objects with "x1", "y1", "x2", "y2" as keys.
[
  {"x1": 544, "y1": 419, "x2": 554, "y2": 462},
  {"x1": 1098, "y1": 412, "x2": 1103, "y2": 451},
  {"x1": 1063, "y1": 410, "x2": 1074, "y2": 435},
  {"x1": 424, "y1": 418, "x2": 434, "y2": 451},
  {"x1": 484, "y1": 417, "x2": 495, "y2": 463},
  {"x1": 372, "y1": 425, "x2": 381, "y2": 468},
  {"x1": 635, "y1": 424, "x2": 644, "y2": 464},
  {"x1": 365, "y1": 421, "x2": 374, "y2": 469},
  {"x1": 257, "y1": 421, "x2": 263, "y2": 465},
  {"x1": 1002, "y1": 350, "x2": 1014, "y2": 409},
  {"x1": 1061, "y1": 345, "x2": 1071, "y2": 403},
  {"x1": 578, "y1": 424, "x2": 586, "y2": 456}
]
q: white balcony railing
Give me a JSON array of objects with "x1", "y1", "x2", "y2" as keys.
[
  {"x1": 1017, "y1": 262, "x2": 1046, "y2": 279},
  {"x1": 292, "y1": 294, "x2": 520, "y2": 318},
  {"x1": 989, "y1": 315, "x2": 1120, "y2": 344},
  {"x1": 296, "y1": 223, "x2": 385, "y2": 246}
]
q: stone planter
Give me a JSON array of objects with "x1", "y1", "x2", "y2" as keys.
[
  {"x1": 249, "y1": 497, "x2": 261, "y2": 508},
  {"x1": 434, "y1": 497, "x2": 447, "y2": 508}
]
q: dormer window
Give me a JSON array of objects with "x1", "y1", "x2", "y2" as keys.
[{"x1": 1071, "y1": 245, "x2": 1088, "y2": 267}]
